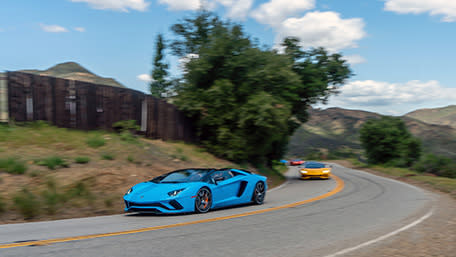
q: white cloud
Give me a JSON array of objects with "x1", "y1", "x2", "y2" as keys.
[
  {"x1": 158, "y1": 0, "x2": 206, "y2": 11},
  {"x1": 342, "y1": 54, "x2": 366, "y2": 65},
  {"x1": 70, "y1": 0, "x2": 149, "y2": 12},
  {"x1": 385, "y1": 0, "x2": 456, "y2": 22},
  {"x1": 276, "y1": 11, "x2": 366, "y2": 52},
  {"x1": 323, "y1": 80, "x2": 456, "y2": 115},
  {"x1": 216, "y1": 0, "x2": 253, "y2": 20},
  {"x1": 137, "y1": 74, "x2": 153, "y2": 83},
  {"x1": 251, "y1": 0, "x2": 315, "y2": 26},
  {"x1": 74, "y1": 27, "x2": 86, "y2": 32},
  {"x1": 40, "y1": 24, "x2": 68, "y2": 33},
  {"x1": 159, "y1": 0, "x2": 249, "y2": 19}
]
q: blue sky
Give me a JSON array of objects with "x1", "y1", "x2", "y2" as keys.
[{"x1": 1, "y1": 0, "x2": 455, "y2": 115}]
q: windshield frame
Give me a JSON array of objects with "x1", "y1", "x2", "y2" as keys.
[
  {"x1": 150, "y1": 168, "x2": 215, "y2": 184},
  {"x1": 304, "y1": 162, "x2": 326, "y2": 169}
]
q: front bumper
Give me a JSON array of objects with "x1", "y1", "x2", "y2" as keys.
[
  {"x1": 124, "y1": 198, "x2": 191, "y2": 214},
  {"x1": 300, "y1": 173, "x2": 330, "y2": 179}
]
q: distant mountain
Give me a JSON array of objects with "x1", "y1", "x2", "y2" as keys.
[
  {"x1": 289, "y1": 107, "x2": 456, "y2": 160},
  {"x1": 405, "y1": 105, "x2": 456, "y2": 129},
  {"x1": 20, "y1": 62, "x2": 126, "y2": 88}
]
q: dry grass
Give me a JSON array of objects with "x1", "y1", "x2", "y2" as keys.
[{"x1": 0, "y1": 123, "x2": 255, "y2": 223}]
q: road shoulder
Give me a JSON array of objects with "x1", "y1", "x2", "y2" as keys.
[{"x1": 330, "y1": 160, "x2": 456, "y2": 257}]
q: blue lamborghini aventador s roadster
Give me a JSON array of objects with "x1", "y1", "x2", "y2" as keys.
[{"x1": 123, "y1": 168, "x2": 267, "y2": 214}]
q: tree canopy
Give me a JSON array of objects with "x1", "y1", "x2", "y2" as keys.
[
  {"x1": 360, "y1": 116, "x2": 422, "y2": 166},
  {"x1": 165, "y1": 11, "x2": 352, "y2": 164}
]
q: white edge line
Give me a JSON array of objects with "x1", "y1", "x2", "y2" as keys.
[{"x1": 323, "y1": 208, "x2": 434, "y2": 257}]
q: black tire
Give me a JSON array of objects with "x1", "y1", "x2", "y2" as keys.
[
  {"x1": 252, "y1": 181, "x2": 266, "y2": 205},
  {"x1": 195, "y1": 187, "x2": 212, "y2": 213}
]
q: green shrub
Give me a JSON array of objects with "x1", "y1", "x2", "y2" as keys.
[
  {"x1": 360, "y1": 116, "x2": 421, "y2": 166},
  {"x1": 127, "y1": 155, "x2": 134, "y2": 163},
  {"x1": 101, "y1": 152, "x2": 115, "y2": 160},
  {"x1": 0, "y1": 157, "x2": 27, "y2": 174},
  {"x1": 41, "y1": 178, "x2": 60, "y2": 215},
  {"x1": 112, "y1": 120, "x2": 140, "y2": 133},
  {"x1": 0, "y1": 124, "x2": 13, "y2": 142},
  {"x1": 112, "y1": 120, "x2": 140, "y2": 144},
  {"x1": 14, "y1": 188, "x2": 40, "y2": 219},
  {"x1": 35, "y1": 156, "x2": 68, "y2": 170},
  {"x1": 119, "y1": 131, "x2": 138, "y2": 143},
  {"x1": 74, "y1": 156, "x2": 90, "y2": 164},
  {"x1": 86, "y1": 136, "x2": 106, "y2": 148},
  {"x1": 413, "y1": 154, "x2": 456, "y2": 178},
  {"x1": 66, "y1": 181, "x2": 94, "y2": 202}
]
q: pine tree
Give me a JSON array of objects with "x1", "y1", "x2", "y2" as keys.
[{"x1": 150, "y1": 34, "x2": 169, "y2": 98}]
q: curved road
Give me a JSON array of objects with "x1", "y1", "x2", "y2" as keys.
[{"x1": 0, "y1": 164, "x2": 434, "y2": 257}]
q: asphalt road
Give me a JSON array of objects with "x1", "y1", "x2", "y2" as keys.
[{"x1": 0, "y1": 164, "x2": 434, "y2": 257}]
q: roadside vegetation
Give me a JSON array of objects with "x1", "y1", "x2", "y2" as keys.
[
  {"x1": 344, "y1": 159, "x2": 456, "y2": 198},
  {"x1": 360, "y1": 116, "x2": 422, "y2": 167},
  {"x1": 358, "y1": 116, "x2": 456, "y2": 179},
  {"x1": 299, "y1": 151, "x2": 456, "y2": 198},
  {"x1": 298, "y1": 115, "x2": 456, "y2": 198},
  {"x1": 0, "y1": 122, "x2": 270, "y2": 223},
  {"x1": 0, "y1": 157, "x2": 27, "y2": 174}
]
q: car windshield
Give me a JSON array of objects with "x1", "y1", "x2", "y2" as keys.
[
  {"x1": 304, "y1": 162, "x2": 325, "y2": 169},
  {"x1": 151, "y1": 169, "x2": 213, "y2": 183}
]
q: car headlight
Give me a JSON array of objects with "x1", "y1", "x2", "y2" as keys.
[
  {"x1": 322, "y1": 170, "x2": 330, "y2": 174},
  {"x1": 125, "y1": 187, "x2": 133, "y2": 195},
  {"x1": 168, "y1": 188, "x2": 185, "y2": 197},
  {"x1": 300, "y1": 170, "x2": 308, "y2": 174}
]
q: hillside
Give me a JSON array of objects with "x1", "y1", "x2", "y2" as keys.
[
  {"x1": 0, "y1": 123, "x2": 283, "y2": 224},
  {"x1": 289, "y1": 107, "x2": 456, "y2": 159},
  {"x1": 20, "y1": 62, "x2": 126, "y2": 88},
  {"x1": 405, "y1": 105, "x2": 456, "y2": 129}
]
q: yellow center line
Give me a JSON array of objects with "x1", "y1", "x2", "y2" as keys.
[{"x1": 0, "y1": 174, "x2": 344, "y2": 249}]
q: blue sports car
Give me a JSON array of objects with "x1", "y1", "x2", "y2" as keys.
[{"x1": 123, "y1": 168, "x2": 267, "y2": 214}]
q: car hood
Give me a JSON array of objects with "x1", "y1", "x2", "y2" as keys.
[{"x1": 124, "y1": 181, "x2": 201, "y2": 202}]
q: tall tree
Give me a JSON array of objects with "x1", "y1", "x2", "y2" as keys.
[
  {"x1": 150, "y1": 34, "x2": 169, "y2": 98},
  {"x1": 170, "y1": 12, "x2": 352, "y2": 165}
]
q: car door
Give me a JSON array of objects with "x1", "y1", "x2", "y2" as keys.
[{"x1": 212, "y1": 170, "x2": 245, "y2": 207}]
